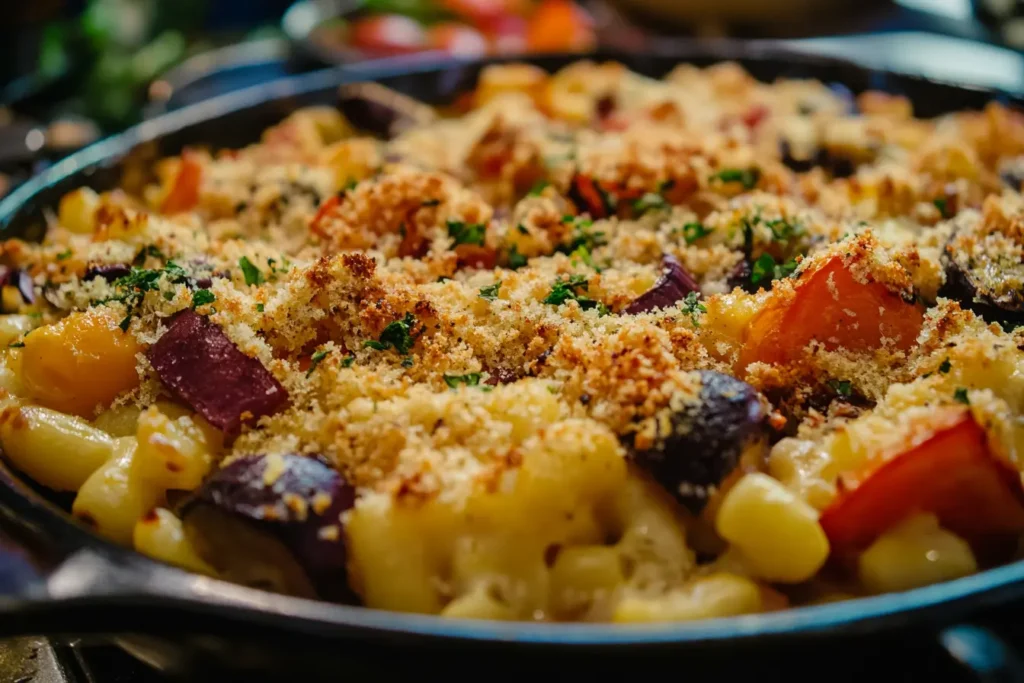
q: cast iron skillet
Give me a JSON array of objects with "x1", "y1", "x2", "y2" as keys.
[{"x1": 0, "y1": 44, "x2": 1023, "y2": 681}]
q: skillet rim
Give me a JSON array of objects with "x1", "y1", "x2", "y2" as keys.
[{"x1": 1, "y1": 42, "x2": 1024, "y2": 646}]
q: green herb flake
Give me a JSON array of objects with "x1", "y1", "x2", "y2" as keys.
[
  {"x1": 934, "y1": 198, "x2": 950, "y2": 218},
  {"x1": 542, "y1": 274, "x2": 608, "y2": 315},
  {"x1": 516, "y1": 224, "x2": 529, "y2": 235},
  {"x1": 828, "y1": 379, "x2": 853, "y2": 397},
  {"x1": 479, "y1": 281, "x2": 501, "y2": 301},
  {"x1": 163, "y1": 291, "x2": 176, "y2": 301},
  {"x1": 401, "y1": 356, "x2": 414, "y2": 368},
  {"x1": 681, "y1": 222, "x2": 712, "y2": 244},
  {"x1": 507, "y1": 246, "x2": 528, "y2": 270},
  {"x1": 340, "y1": 355, "x2": 355, "y2": 368},
  {"x1": 447, "y1": 219, "x2": 486, "y2": 247},
  {"x1": 528, "y1": 180, "x2": 550, "y2": 197},
  {"x1": 765, "y1": 218, "x2": 803, "y2": 242},
  {"x1": 364, "y1": 313, "x2": 418, "y2": 355},
  {"x1": 633, "y1": 192, "x2": 668, "y2": 215},
  {"x1": 256, "y1": 303, "x2": 265, "y2": 312},
  {"x1": 681, "y1": 292, "x2": 706, "y2": 326},
  {"x1": 444, "y1": 372, "x2": 482, "y2": 389},
  {"x1": 118, "y1": 315, "x2": 132, "y2": 332},
  {"x1": 192, "y1": 289, "x2": 215, "y2": 309},
  {"x1": 8, "y1": 342, "x2": 24, "y2": 348},
  {"x1": 56, "y1": 249, "x2": 72, "y2": 261},
  {"x1": 939, "y1": 358, "x2": 952, "y2": 374},
  {"x1": 306, "y1": 349, "x2": 328, "y2": 378},
  {"x1": 711, "y1": 167, "x2": 760, "y2": 190},
  {"x1": 751, "y1": 254, "x2": 798, "y2": 285},
  {"x1": 953, "y1": 387, "x2": 970, "y2": 405},
  {"x1": 239, "y1": 256, "x2": 264, "y2": 287}
]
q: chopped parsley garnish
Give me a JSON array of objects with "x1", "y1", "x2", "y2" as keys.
[
  {"x1": 306, "y1": 350, "x2": 328, "y2": 378},
  {"x1": 570, "y1": 245, "x2": 597, "y2": 270},
  {"x1": 364, "y1": 313, "x2": 418, "y2": 354},
  {"x1": 558, "y1": 218, "x2": 605, "y2": 255},
  {"x1": 543, "y1": 274, "x2": 608, "y2": 315},
  {"x1": 765, "y1": 218, "x2": 803, "y2": 242},
  {"x1": 340, "y1": 355, "x2": 355, "y2": 368},
  {"x1": 939, "y1": 358, "x2": 952, "y2": 374},
  {"x1": 681, "y1": 292, "x2": 706, "y2": 326},
  {"x1": 98, "y1": 261, "x2": 191, "y2": 326},
  {"x1": 239, "y1": 256, "x2": 264, "y2": 286},
  {"x1": 192, "y1": 289, "x2": 215, "y2": 309},
  {"x1": 528, "y1": 180, "x2": 550, "y2": 196},
  {"x1": 953, "y1": 387, "x2": 970, "y2": 405},
  {"x1": 828, "y1": 379, "x2": 853, "y2": 397},
  {"x1": 132, "y1": 245, "x2": 165, "y2": 266},
  {"x1": 933, "y1": 198, "x2": 950, "y2": 218},
  {"x1": 401, "y1": 356, "x2": 414, "y2": 368},
  {"x1": 507, "y1": 245, "x2": 528, "y2": 270},
  {"x1": 711, "y1": 167, "x2": 760, "y2": 189},
  {"x1": 751, "y1": 254, "x2": 799, "y2": 285},
  {"x1": 479, "y1": 282, "x2": 501, "y2": 301},
  {"x1": 163, "y1": 291, "x2": 176, "y2": 301},
  {"x1": 633, "y1": 192, "x2": 669, "y2": 215},
  {"x1": 444, "y1": 372, "x2": 481, "y2": 388},
  {"x1": 516, "y1": 224, "x2": 529, "y2": 235},
  {"x1": 256, "y1": 303, "x2": 265, "y2": 312},
  {"x1": 56, "y1": 249, "x2": 72, "y2": 261},
  {"x1": 8, "y1": 341, "x2": 24, "y2": 348},
  {"x1": 681, "y1": 222, "x2": 713, "y2": 244},
  {"x1": 447, "y1": 219, "x2": 486, "y2": 247}
]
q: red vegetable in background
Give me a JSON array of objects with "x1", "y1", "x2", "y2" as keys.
[
  {"x1": 526, "y1": 0, "x2": 595, "y2": 52},
  {"x1": 427, "y1": 22, "x2": 489, "y2": 56},
  {"x1": 147, "y1": 310, "x2": 288, "y2": 433},
  {"x1": 625, "y1": 254, "x2": 700, "y2": 315},
  {"x1": 820, "y1": 408, "x2": 1024, "y2": 552},
  {"x1": 349, "y1": 14, "x2": 427, "y2": 56}
]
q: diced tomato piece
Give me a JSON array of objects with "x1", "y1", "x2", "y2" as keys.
[
  {"x1": 454, "y1": 244, "x2": 498, "y2": 269},
  {"x1": 161, "y1": 150, "x2": 202, "y2": 214},
  {"x1": 569, "y1": 174, "x2": 608, "y2": 218},
  {"x1": 310, "y1": 195, "x2": 340, "y2": 238},
  {"x1": 739, "y1": 256, "x2": 924, "y2": 369},
  {"x1": 349, "y1": 14, "x2": 427, "y2": 57},
  {"x1": 526, "y1": 0, "x2": 595, "y2": 53},
  {"x1": 820, "y1": 409, "x2": 1024, "y2": 552},
  {"x1": 742, "y1": 103, "x2": 771, "y2": 129},
  {"x1": 426, "y1": 22, "x2": 489, "y2": 56}
]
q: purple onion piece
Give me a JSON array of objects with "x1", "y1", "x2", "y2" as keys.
[
  {"x1": 181, "y1": 453, "x2": 355, "y2": 601},
  {"x1": 624, "y1": 254, "x2": 700, "y2": 315},
  {"x1": 147, "y1": 310, "x2": 288, "y2": 433},
  {"x1": 11, "y1": 270, "x2": 33, "y2": 305},
  {"x1": 629, "y1": 370, "x2": 767, "y2": 514},
  {"x1": 83, "y1": 263, "x2": 132, "y2": 283}
]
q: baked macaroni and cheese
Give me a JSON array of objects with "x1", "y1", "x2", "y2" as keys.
[{"x1": 2, "y1": 60, "x2": 1024, "y2": 622}]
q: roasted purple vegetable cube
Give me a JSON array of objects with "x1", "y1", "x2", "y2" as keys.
[{"x1": 147, "y1": 310, "x2": 288, "y2": 433}]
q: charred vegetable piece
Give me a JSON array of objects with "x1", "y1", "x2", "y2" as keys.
[
  {"x1": 83, "y1": 263, "x2": 132, "y2": 283},
  {"x1": 940, "y1": 224, "x2": 1024, "y2": 328},
  {"x1": 160, "y1": 150, "x2": 202, "y2": 214},
  {"x1": 181, "y1": 453, "x2": 356, "y2": 601},
  {"x1": 820, "y1": 409, "x2": 1024, "y2": 553},
  {"x1": 568, "y1": 174, "x2": 612, "y2": 219},
  {"x1": 739, "y1": 255, "x2": 924, "y2": 369},
  {"x1": 625, "y1": 254, "x2": 700, "y2": 314},
  {"x1": 338, "y1": 82, "x2": 438, "y2": 139},
  {"x1": 629, "y1": 370, "x2": 767, "y2": 514},
  {"x1": 147, "y1": 310, "x2": 288, "y2": 433}
]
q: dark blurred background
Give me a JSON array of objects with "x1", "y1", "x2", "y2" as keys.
[{"x1": 0, "y1": 0, "x2": 1021, "y2": 201}]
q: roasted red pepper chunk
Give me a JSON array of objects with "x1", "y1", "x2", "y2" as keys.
[
  {"x1": 820, "y1": 408, "x2": 1024, "y2": 552},
  {"x1": 148, "y1": 310, "x2": 288, "y2": 433}
]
